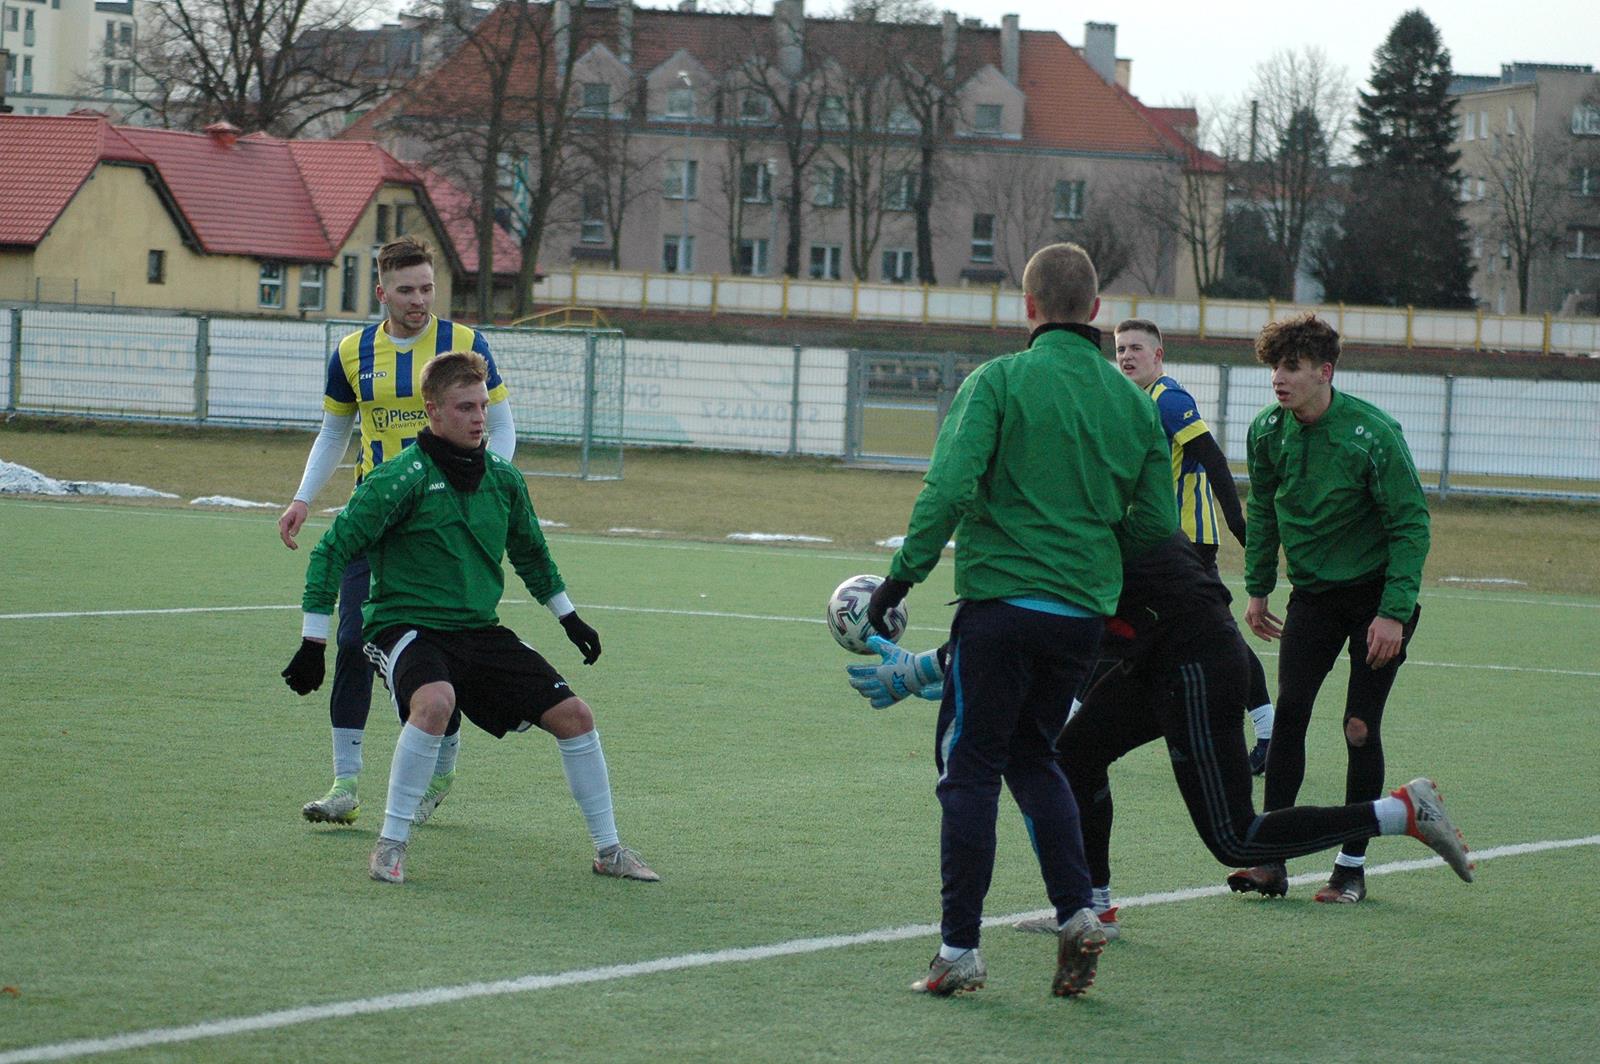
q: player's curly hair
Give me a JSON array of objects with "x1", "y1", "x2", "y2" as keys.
[
  {"x1": 377, "y1": 235, "x2": 435, "y2": 277},
  {"x1": 1255, "y1": 312, "x2": 1341, "y2": 368},
  {"x1": 421, "y1": 351, "x2": 489, "y2": 404}
]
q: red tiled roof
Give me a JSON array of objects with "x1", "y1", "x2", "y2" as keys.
[
  {"x1": 288, "y1": 139, "x2": 423, "y2": 250},
  {"x1": 113, "y1": 125, "x2": 336, "y2": 261},
  {"x1": 1120, "y1": 91, "x2": 1227, "y2": 173},
  {"x1": 413, "y1": 165, "x2": 522, "y2": 276},
  {"x1": 0, "y1": 114, "x2": 153, "y2": 247},
  {"x1": 1013, "y1": 31, "x2": 1171, "y2": 154}
]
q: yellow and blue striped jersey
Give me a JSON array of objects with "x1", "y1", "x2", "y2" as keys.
[
  {"x1": 1147, "y1": 375, "x2": 1221, "y2": 546},
  {"x1": 323, "y1": 316, "x2": 509, "y2": 484}
]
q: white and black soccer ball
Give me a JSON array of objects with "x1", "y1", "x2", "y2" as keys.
[{"x1": 826, "y1": 574, "x2": 908, "y2": 654}]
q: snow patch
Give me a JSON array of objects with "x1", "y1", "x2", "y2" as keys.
[
  {"x1": 539, "y1": 519, "x2": 568, "y2": 529},
  {"x1": 608, "y1": 527, "x2": 671, "y2": 536},
  {"x1": 727, "y1": 532, "x2": 833, "y2": 544},
  {"x1": 875, "y1": 535, "x2": 954, "y2": 549},
  {"x1": 0, "y1": 459, "x2": 177, "y2": 499},
  {"x1": 1440, "y1": 576, "x2": 1529, "y2": 587},
  {"x1": 190, "y1": 496, "x2": 278, "y2": 509}
]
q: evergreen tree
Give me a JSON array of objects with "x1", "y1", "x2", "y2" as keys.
[{"x1": 1315, "y1": 10, "x2": 1474, "y2": 308}]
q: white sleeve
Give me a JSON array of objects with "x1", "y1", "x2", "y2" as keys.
[
  {"x1": 293, "y1": 411, "x2": 357, "y2": 504},
  {"x1": 487, "y1": 400, "x2": 517, "y2": 460}
]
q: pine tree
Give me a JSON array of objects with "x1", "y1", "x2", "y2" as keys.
[{"x1": 1315, "y1": 10, "x2": 1474, "y2": 308}]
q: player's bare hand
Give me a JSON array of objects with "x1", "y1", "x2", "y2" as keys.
[
  {"x1": 1245, "y1": 596, "x2": 1282, "y2": 641},
  {"x1": 1365, "y1": 616, "x2": 1404, "y2": 668},
  {"x1": 278, "y1": 500, "x2": 310, "y2": 550}
]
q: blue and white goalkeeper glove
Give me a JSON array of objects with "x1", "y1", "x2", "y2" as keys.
[{"x1": 846, "y1": 635, "x2": 945, "y2": 709}]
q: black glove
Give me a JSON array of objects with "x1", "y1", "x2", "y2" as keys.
[
  {"x1": 866, "y1": 577, "x2": 913, "y2": 637},
  {"x1": 282, "y1": 638, "x2": 326, "y2": 695},
  {"x1": 559, "y1": 611, "x2": 602, "y2": 665}
]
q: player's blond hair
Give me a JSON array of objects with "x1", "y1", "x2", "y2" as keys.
[
  {"x1": 421, "y1": 351, "x2": 489, "y2": 404},
  {"x1": 1022, "y1": 243, "x2": 1099, "y2": 323}
]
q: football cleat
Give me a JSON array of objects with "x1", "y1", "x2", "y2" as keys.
[
  {"x1": 302, "y1": 777, "x2": 360, "y2": 825},
  {"x1": 412, "y1": 769, "x2": 456, "y2": 827},
  {"x1": 369, "y1": 837, "x2": 407, "y2": 884},
  {"x1": 1248, "y1": 738, "x2": 1271, "y2": 777},
  {"x1": 1051, "y1": 908, "x2": 1108, "y2": 997},
  {"x1": 912, "y1": 949, "x2": 987, "y2": 995},
  {"x1": 1394, "y1": 777, "x2": 1475, "y2": 883},
  {"x1": 1013, "y1": 907, "x2": 1121, "y2": 941},
  {"x1": 1313, "y1": 866, "x2": 1366, "y2": 904},
  {"x1": 593, "y1": 845, "x2": 660, "y2": 882},
  {"x1": 1227, "y1": 862, "x2": 1289, "y2": 897}
]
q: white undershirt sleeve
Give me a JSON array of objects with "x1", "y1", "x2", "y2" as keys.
[
  {"x1": 293, "y1": 411, "x2": 357, "y2": 504},
  {"x1": 545, "y1": 591, "x2": 575, "y2": 619},
  {"x1": 487, "y1": 400, "x2": 517, "y2": 460}
]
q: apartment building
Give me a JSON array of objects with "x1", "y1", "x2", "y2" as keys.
[
  {"x1": 1451, "y1": 62, "x2": 1600, "y2": 316},
  {"x1": 0, "y1": 0, "x2": 141, "y2": 117}
]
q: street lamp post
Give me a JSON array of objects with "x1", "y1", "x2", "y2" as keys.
[
  {"x1": 768, "y1": 157, "x2": 779, "y2": 277},
  {"x1": 677, "y1": 70, "x2": 692, "y2": 275}
]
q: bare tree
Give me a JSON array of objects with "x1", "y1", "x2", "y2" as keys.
[
  {"x1": 982, "y1": 157, "x2": 1136, "y2": 290},
  {"x1": 710, "y1": 130, "x2": 761, "y2": 274},
  {"x1": 1484, "y1": 129, "x2": 1572, "y2": 313},
  {"x1": 1237, "y1": 48, "x2": 1351, "y2": 297},
  {"x1": 1125, "y1": 101, "x2": 1238, "y2": 296},
  {"x1": 570, "y1": 105, "x2": 669, "y2": 269},
  {"x1": 129, "y1": 0, "x2": 404, "y2": 137},
  {"x1": 879, "y1": 7, "x2": 954, "y2": 284}
]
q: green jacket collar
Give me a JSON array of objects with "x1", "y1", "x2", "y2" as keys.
[{"x1": 1028, "y1": 321, "x2": 1102, "y2": 350}]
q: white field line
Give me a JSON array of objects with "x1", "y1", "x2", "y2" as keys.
[
  {"x1": 2, "y1": 834, "x2": 1595, "y2": 1064},
  {"x1": 1, "y1": 600, "x2": 1595, "y2": 679}
]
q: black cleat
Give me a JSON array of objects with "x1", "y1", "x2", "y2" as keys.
[{"x1": 1227, "y1": 862, "x2": 1288, "y2": 897}]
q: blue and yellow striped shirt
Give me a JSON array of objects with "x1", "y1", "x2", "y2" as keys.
[
  {"x1": 1147, "y1": 375, "x2": 1221, "y2": 546},
  {"x1": 323, "y1": 316, "x2": 509, "y2": 484}
]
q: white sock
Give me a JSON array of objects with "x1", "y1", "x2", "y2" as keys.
[
  {"x1": 1373, "y1": 795, "x2": 1410, "y2": 835},
  {"x1": 1248, "y1": 704, "x2": 1275, "y2": 741},
  {"x1": 938, "y1": 944, "x2": 972, "y2": 961},
  {"x1": 332, "y1": 727, "x2": 364, "y2": 780},
  {"x1": 382, "y1": 723, "x2": 442, "y2": 843},
  {"x1": 1091, "y1": 885, "x2": 1112, "y2": 913},
  {"x1": 1333, "y1": 852, "x2": 1367, "y2": 870},
  {"x1": 434, "y1": 731, "x2": 461, "y2": 777},
  {"x1": 1067, "y1": 697, "x2": 1084, "y2": 723},
  {"x1": 557, "y1": 729, "x2": 619, "y2": 852}
]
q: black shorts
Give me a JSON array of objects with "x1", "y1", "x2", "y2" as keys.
[{"x1": 365, "y1": 625, "x2": 574, "y2": 738}]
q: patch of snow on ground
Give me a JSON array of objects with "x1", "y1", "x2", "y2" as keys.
[
  {"x1": 190, "y1": 496, "x2": 278, "y2": 508},
  {"x1": 727, "y1": 532, "x2": 833, "y2": 543},
  {"x1": 875, "y1": 535, "x2": 954, "y2": 549},
  {"x1": 539, "y1": 519, "x2": 569, "y2": 528},
  {"x1": 0, "y1": 459, "x2": 178, "y2": 498},
  {"x1": 1439, "y1": 576, "x2": 1529, "y2": 586}
]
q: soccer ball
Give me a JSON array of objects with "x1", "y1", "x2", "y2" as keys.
[{"x1": 827, "y1": 574, "x2": 908, "y2": 654}]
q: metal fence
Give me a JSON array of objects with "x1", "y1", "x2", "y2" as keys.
[
  {"x1": 844, "y1": 351, "x2": 1600, "y2": 501},
  {"x1": 534, "y1": 267, "x2": 1600, "y2": 357}
]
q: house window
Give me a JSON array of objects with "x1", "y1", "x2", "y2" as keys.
[
  {"x1": 3, "y1": 8, "x2": 16, "y2": 32},
  {"x1": 299, "y1": 264, "x2": 326, "y2": 310},
  {"x1": 887, "y1": 106, "x2": 919, "y2": 133},
  {"x1": 19, "y1": 55, "x2": 29, "y2": 91},
  {"x1": 392, "y1": 204, "x2": 411, "y2": 236},
  {"x1": 103, "y1": 64, "x2": 114, "y2": 91},
  {"x1": 147, "y1": 250, "x2": 166, "y2": 284},
  {"x1": 819, "y1": 94, "x2": 846, "y2": 129},
  {"x1": 1568, "y1": 227, "x2": 1600, "y2": 259},
  {"x1": 812, "y1": 164, "x2": 843, "y2": 207},
  {"x1": 1572, "y1": 167, "x2": 1600, "y2": 197},
  {"x1": 1574, "y1": 105, "x2": 1600, "y2": 135},
  {"x1": 116, "y1": 66, "x2": 131, "y2": 93},
  {"x1": 259, "y1": 263, "x2": 285, "y2": 308},
  {"x1": 739, "y1": 92, "x2": 771, "y2": 122},
  {"x1": 341, "y1": 255, "x2": 359, "y2": 312},
  {"x1": 664, "y1": 159, "x2": 698, "y2": 200},
  {"x1": 1053, "y1": 179, "x2": 1085, "y2": 220},
  {"x1": 581, "y1": 82, "x2": 610, "y2": 113},
  {"x1": 580, "y1": 187, "x2": 606, "y2": 243},
  {"x1": 809, "y1": 244, "x2": 841, "y2": 280},
  {"x1": 369, "y1": 246, "x2": 382, "y2": 314},
  {"x1": 883, "y1": 170, "x2": 917, "y2": 211},
  {"x1": 496, "y1": 151, "x2": 521, "y2": 191},
  {"x1": 973, "y1": 104, "x2": 1003, "y2": 133},
  {"x1": 663, "y1": 234, "x2": 694, "y2": 273},
  {"x1": 1476, "y1": 177, "x2": 1486, "y2": 200},
  {"x1": 970, "y1": 213, "x2": 995, "y2": 263},
  {"x1": 105, "y1": 19, "x2": 116, "y2": 56},
  {"x1": 737, "y1": 237, "x2": 770, "y2": 276},
  {"x1": 740, "y1": 161, "x2": 772, "y2": 203},
  {"x1": 1472, "y1": 234, "x2": 1483, "y2": 259},
  {"x1": 23, "y1": 8, "x2": 33, "y2": 46},
  {"x1": 1506, "y1": 107, "x2": 1517, "y2": 135},
  {"x1": 881, "y1": 248, "x2": 914, "y2": 283},
  {"x1": 666, "y1": 86, "x2": 694, "y2": 119},
  {"x1": 1478, "y1": 111, "x2": 1488, "y2": 138},
  {"x1": 120, "y1": 23, "x2": 133, "y2": 50},
  {"x1": 376, "y1": 204, "x2": 391, "y2": 241}
]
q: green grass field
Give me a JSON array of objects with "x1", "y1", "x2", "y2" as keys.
[{"x1": 3, "y1": 483, "x2": 1598, "y2": 1063}]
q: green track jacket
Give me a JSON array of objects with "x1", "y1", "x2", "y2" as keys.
[
  {"x1": 1245, "y1": 388, "x2": 1430, "y2": 621},
  {"x1": 887, "y1": 326, "x2": 1176, "y2": 616},
  {"x1": 302, "y1": 445, "x2": 565, "y2": 638}
]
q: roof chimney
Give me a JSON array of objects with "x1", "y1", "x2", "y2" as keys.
[
  {"x1": 1001, "y1": 14, "x2": 1019, "y2": 86},
  {"x1": 1083, "y1": 22, "x2": 1117, "y2": 85},
  {"x1": 774, "y1": 0, "x2": 804, "y2": 81},
  {"x1": 618, "y1": 0, "x2": 633, "y2": 66},
  {"x1": 203, "y1": 121, "x2": 241, "y2": 148},
  {"x1": 941, "y1": 11, "x2": 957, "y2": 83}
]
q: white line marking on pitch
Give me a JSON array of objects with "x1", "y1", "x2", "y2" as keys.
[
  {"x1": 2, "y1": 602, "x2": 1594, "y2": 678},
  {"x1": 2, "y1": 835, "x2": 1594, "y2": 1064}
]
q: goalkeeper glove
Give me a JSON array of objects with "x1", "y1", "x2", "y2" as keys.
[
  {"x1": 846, "y1": 635, "x2": 945, "y2": 709},
  {"x1": 559, "y1": 611, "x2": 602, "y2": 664},
  {"x1": 866, "y1": 576, "x2": 912, "y2": 637},
  {"x1": 282, "y1": 638, "x2": 326, "y2": 695}
]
